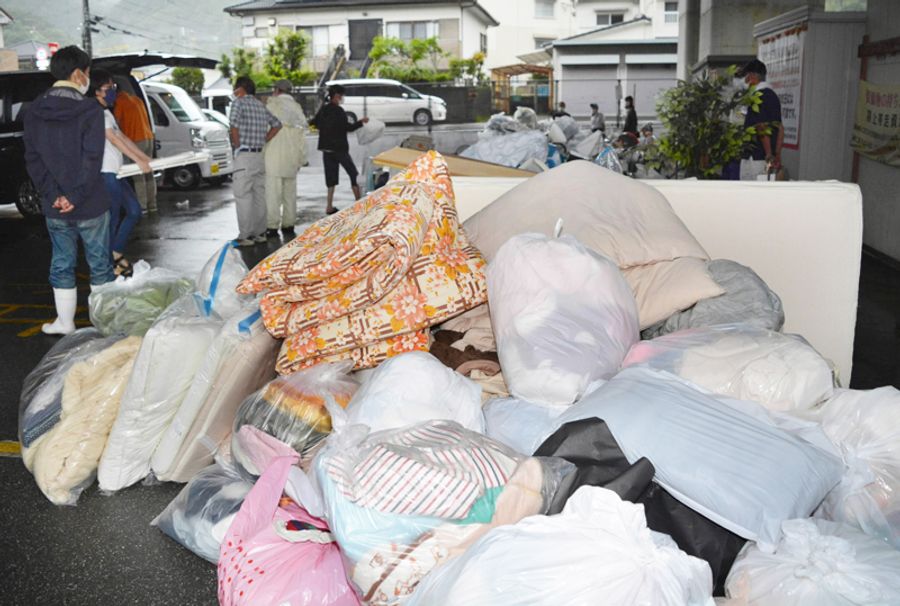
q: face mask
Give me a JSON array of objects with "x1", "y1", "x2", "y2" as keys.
[
  {"x1": 75, "y1": 71, "x2": 89, "y2": 95},
  {"x1": 104, "y1": 88, "x2": 117, "y2": 107}
]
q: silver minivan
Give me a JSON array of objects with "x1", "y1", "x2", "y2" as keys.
[
  {"x1": 142, "y1": 81, "x2": 234, "y2": 190},
  {"x1": 327, "y1": 78, "x2": 447, "y2": 126}
]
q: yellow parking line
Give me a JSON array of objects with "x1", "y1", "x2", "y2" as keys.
[{"x1": 0, "y1": 441, "x2": 21, "y2": 458}]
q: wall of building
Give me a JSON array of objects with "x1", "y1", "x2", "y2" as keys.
[{"x1": 857, "y1": 0, "x2": 900, "y2": 261}]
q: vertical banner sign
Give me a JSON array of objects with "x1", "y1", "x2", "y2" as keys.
[
  {"x1": 851, "y1": 81, "x2": 900, "y2": 167},
  {"x1": 758, "y1": 26, "x2": 806, "y2": 149}
]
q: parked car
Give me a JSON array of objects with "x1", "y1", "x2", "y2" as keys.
[
  {"x1": 202, "y1": 108, "x2": 230, "y2": 129},
  {"x1": 325, "y1": 78, "x2": 446, "y2": 126},
  {"x1": 0, "y1": 70, "x2": 54, "y2": 217},
  {"x1": 142, "y1": 81, "x2": 233, "y2": 189},
  {"x1": 0, "y1": 52, "x2": 222, "y2": 216}
]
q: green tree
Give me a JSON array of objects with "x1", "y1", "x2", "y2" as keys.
[
  {"x1": 232, "y1": 48, "x2": 257, "y2": 78},
  {"x1": 449, "y1": 52, "x2": 486, "y2": 85},
  {"x1": 218, "y1": 54, "x2": 233, "y2": 80},
  {"x1": 655, "y1": 66, "x2": 763, "y2": 179},
  {"x1": 264, "y1": 30, "x2": 316, "y2": 85},
  {"x1": 369, "y1": 36, "x2": 455, "y2": 82},
  {"x1": 168, "y1": 67, "x2": 204, "y2": 95}
]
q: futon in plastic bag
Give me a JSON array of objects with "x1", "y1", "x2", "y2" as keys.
[
  {"x1": 483, "y1": 112, "x2": 521, "y2": 134},
  {"x1": 195, "y1": 243, "x2": 252, "y2": 320},
  {"x1": 460, "y1": 130, "x2": 548, "y2": 169},
  {"x1": 315, "y1": 420, "x2": 571, "y2": 605},
  {"x1": 483, "y1": 397, "x2": 566, "y2": 455},
  {"x1": 98, "y1": 296, "x2": 223, "y2": 492},
  {"x1": 553, "y1": 115, "x2": 579, "y2": 141},
  {"x1": 622, "y1": 324, "x2": 834, "y2": 412},
  {"x1": 594, "y1": 141, "x2": 623, "y2": 173},
  {"x1": 152, "y1": 461, "x2": 253, "y2": 563},
  {"x1": 337, "y1": 352, "x2": 484, "y2": 435},
  {"x1": 89, "y1": 261, "x2": 194, "y2": 337},
  {"x1": 231, "y1": 362, "x2": 358, "y2": 477},
  {"x1": 488, "y1": 232, "x2": 639, "y2": 405},
  {"x1": 513, "y1": 106, "x2": 538, "y2": 130},
  {"x1": 548, "y1": 367, "x2": 844, "y2": 550},
  {"x1": 725, "y1": 518, "x2": 900, "y2": 605},
  {"x1": 356, "y1": 118, "x2": 386, "y2": 146},
  {"x1": 19, "y1": 329, "x2": 106, "y2": 453},
  {"x1": 151, "y1": 306, "x2": 279, "y2": 483},
  {"x1": 407, "y1": 486, "x2": 715, "y2": 606},
  {"x1": 814, "y1": 387, "x2": 900, "y2": 548}
]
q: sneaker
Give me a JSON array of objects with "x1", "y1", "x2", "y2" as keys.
[
  {"x1": 265, "y1": 228, "x2": 281, "y2": 238},
  {"x1": 281, "y1": 226, "x2": 296, "y2": 237},
  {"x1": 234, "y1": 238, "x2": 255, "y2": 247},
  {"x1": 252, "y1": 234, "x2": 267, "y2": 243}
]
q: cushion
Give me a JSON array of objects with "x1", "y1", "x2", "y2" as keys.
[{"x1": 623, "y1": 257, "x2": 725, "y2": 329}]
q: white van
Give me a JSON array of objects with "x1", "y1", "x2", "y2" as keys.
[
  {"x1": 142, "y1": 81, "x2": 234, "y2": 190},
  {"x1": 326, "y1": 79, "x2": 447, "y2": 126}
]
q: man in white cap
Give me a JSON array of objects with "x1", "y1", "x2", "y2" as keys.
[{"x1": 264, "y1": 79, "x2": 308, "y2": 239}]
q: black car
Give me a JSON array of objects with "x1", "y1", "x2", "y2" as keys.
[{"x1": 0, "y1": 52, "x2": 217, "y2": 217}]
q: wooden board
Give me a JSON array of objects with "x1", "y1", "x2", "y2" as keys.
[{"x1": 372, "y1": 147, "x2": 535, "y2": 178}]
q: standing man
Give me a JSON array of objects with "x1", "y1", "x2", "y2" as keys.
[
  {"x1": 264, "y1": 79, "x2": 308, "y2": 239},
  {"x1": 23, "y1": 45, "x2": 115, "y2": 335},
  {"x1": 589, "y1": 102, "x2": 605, "y2": 133},
  {"x1": 551, "y1": 101, "x2": 570, "y2": 118},
  {"x1": 113, "y1": 83, "x2": 157, "y2": 213},
  {"x1": 229, "y1": 75, "x2": 281, "y2": 247},
  {"x1": 738, "y1": 59, "x2": 783, "y2": 181},
  {"x1": 623, "y1": 96, "x2": 638, "y2": 134},
  {"x1": 310, "y1": 84, "x2": 367, "y2": 215}
]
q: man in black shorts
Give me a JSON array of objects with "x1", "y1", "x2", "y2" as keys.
[{"x1": 311, "y1": 84, "x2": 368, "y2": 214}]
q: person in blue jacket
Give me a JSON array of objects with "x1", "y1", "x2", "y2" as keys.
[
  {"x1": 311, "y1": 84, "x2": 368, "y2": 215},
  {"x1": 23, "y1": 45, "x2": 114, "y2": 335}
]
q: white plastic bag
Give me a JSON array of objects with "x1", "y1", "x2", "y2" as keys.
[
  {"x1": 152, "y1": 461, "x2": 253, "y2": 563},
  {"x1": 356, "y1": 118, "x2": 386, "y2": 146},
  {"x1": 98, "y1": 296, "x2": 223, "y2": 492},
  {"x1": 460, "y1": 130, "x2": 548, "y2": 168},
  {"x1": 408, "y1": 486, "x2": 715, "y2": 606},
  {"x1": 622, "y1": 324, "x2": 834, "y2": 412},
  {"x1": 725, "y1": 518, "x2": 900, "y2": 605},
  {"x1": 553, "y1": 115, "x2": 579, "y2": 141},
  {"x1": 483, "y1": 397, "x2": 566, "y2": 456},
  {"x1": 513, "y1": 106, "x2": 538, "y2": 130},
  {"x1": 488, "y1": 232, "x2": 639, "y2": 405},
  {"x1": 549, "y1": 367, "x2": 844, "y2": 550},
  {"x1": 151, "y1": 306, "x2": 279, "y2": 482},
  {"x1": 547, "y1": 122, "x2": 567, "y2": 144},
  {"x1": 195, "y1": 243, "x2": 251, "y2": 320},
  {"x1": 814, "y1": 387, "x2": 900, "y2": 548},
  {"x1": 337, "y1": 352, "x2": 484, "y2": 434}
]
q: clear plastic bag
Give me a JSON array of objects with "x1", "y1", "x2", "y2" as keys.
[
  {"x1": 593, "y1": 142, "x2": 624, "y2": 173},
  {"x1": 195, "y1": 243, "x2": 251, "y2": 320},
  {"x1": 483, "y1": 397, "x2": 566, "y2": 456},
  {"x1": 337, "y1": 352, "x2": 484, "y2": 435},
  {"x1": 725, "y1": 518, "x2": 900, "y2": 605},
  {"x1": 315, "y1": 420, "x2": 572, "y2": 605},
  {"x1": 622, "y1": 324, "x2": 834, "y2": 412},
  {"x1": 513, "y1": 106, "x2": 538, "y2": 130},
  {"x1": 488, "y1": 232, "x2": 639, "y2": 405},
  {"x1": 98, "y1": 295, "x2": 224, "y2": 492},
  {"x1": 407, "y1": 486, "x2": 715, "y2": 606},
  {"x1": 231, "y1": 362, "x2": 358, "y2": 477},
  {"x1": 19, "y1": 328, "x2": 106, "y2": 452},
  {"x1": 356, "y1": 118, "x2": 386, "y2": 146},
  {"x1": 814, "y1": 387, "x2": 900, "y2": 549},
  {"x1": 22, "y1": 334, "x2": 141, "y2": 506},
  {"x1": 460, "y1": 130, "x2": 549, "y2": 169},
  {"x1": 151, "y1": 305, "x2": 280, "y2": 482},
  {"x1": 152, "y1": 461, "x2": 254, "y2": 563},
  {"x1": 88, "y1": 261, "x2": 194, "y2": 337}
]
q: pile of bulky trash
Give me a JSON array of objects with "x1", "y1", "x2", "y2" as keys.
[{"x1": 19, "y1": 154, "x2": 900, "y2": 605}]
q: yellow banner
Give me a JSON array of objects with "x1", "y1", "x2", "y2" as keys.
[{"x1": 851, "y1": 80, "x2": 900, "y2": 167}]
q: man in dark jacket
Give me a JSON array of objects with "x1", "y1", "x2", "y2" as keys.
[
  {"x1": 311, "y1": 84, "x2": 368, "y2": 214},
  {"x1": 23, "y1": 45, "x2": 114, "y2": 335},
  {"x1": 623, "y1": 95, "x2": 638, "y2": 134}
]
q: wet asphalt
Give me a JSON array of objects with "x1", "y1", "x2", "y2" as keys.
[{"x1": 1, "y1": 162, "x2": 899, "y2": 604}]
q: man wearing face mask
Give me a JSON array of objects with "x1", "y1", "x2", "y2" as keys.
[
  {"x1": 738, "y1": 59, "x2": 783, "y2": 181},
  {"x1": 23, "y1": 45, "x2": 114, "y2": 335}
]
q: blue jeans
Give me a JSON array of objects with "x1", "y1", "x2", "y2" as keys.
[
  {"x1": 46, "y1": 213, "x2": 115, "y2": 288},
  {"x1": 103, "y1": 172, "x2": 142, "y2": 254}
]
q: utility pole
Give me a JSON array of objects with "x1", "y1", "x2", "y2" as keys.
[{"x1": 82, "y1": 0, "x2": 92, "y2": 56}]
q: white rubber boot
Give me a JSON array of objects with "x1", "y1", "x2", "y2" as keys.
[{"x1": 42, "y1": 287, "x2": 77, "y2": 335}]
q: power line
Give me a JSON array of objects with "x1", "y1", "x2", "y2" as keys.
[{"x1": 92, "y1": 14, "x2": 219, "y2": 56}]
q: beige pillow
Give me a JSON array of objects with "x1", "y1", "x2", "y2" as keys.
[
  {"x1": 623, "y1": 257, "x2": 725, "y2": 329},
  {"x1": 462, "y1": 160, "x2": 710, "y2": 267}
]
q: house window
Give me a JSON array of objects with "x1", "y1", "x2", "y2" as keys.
[
  {"x1": 480, "y1": 33, "x2": 487, "y2": 54},
  {"x1": 535, "y1": 0, "x2": 554, "y2": 19},
  {"x1": 254, "y1": 27, "x2": 269, "y2": 38},
  {"x1": 385, "y1": 21, "x2": 439, "y2": 41},
  {"x1": 596, "y1": 12, "x2": 625, "y2": 26},
  {"x1": 297, "y1": 25, "x2": 330, "y2": 57},
  {"x1": 664, "y1": 1, "x2": 679, "y2": 23}
]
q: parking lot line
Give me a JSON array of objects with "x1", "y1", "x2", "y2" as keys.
[
  {"x1": 0, "y1": 304, "x2": 89, "y2": 337},
  {"x1": 0, "y1": 441, "x2": 21, "y2": 458}
]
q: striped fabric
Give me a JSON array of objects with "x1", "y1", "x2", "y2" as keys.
[{"x1": 325, "y1": 421, "x2": 519, "y2": 520}]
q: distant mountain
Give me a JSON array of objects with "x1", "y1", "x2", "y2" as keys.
[{"x1": 3, "y1": 0, "x2": 240, "y2": 59}]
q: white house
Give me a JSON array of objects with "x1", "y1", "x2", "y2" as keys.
[
  {"x1": 223, "y1": 0, "x2": 498, "y2": 72},
  {"x1": 479, "y1": 0, "x2": 679, "y2": 71}
]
